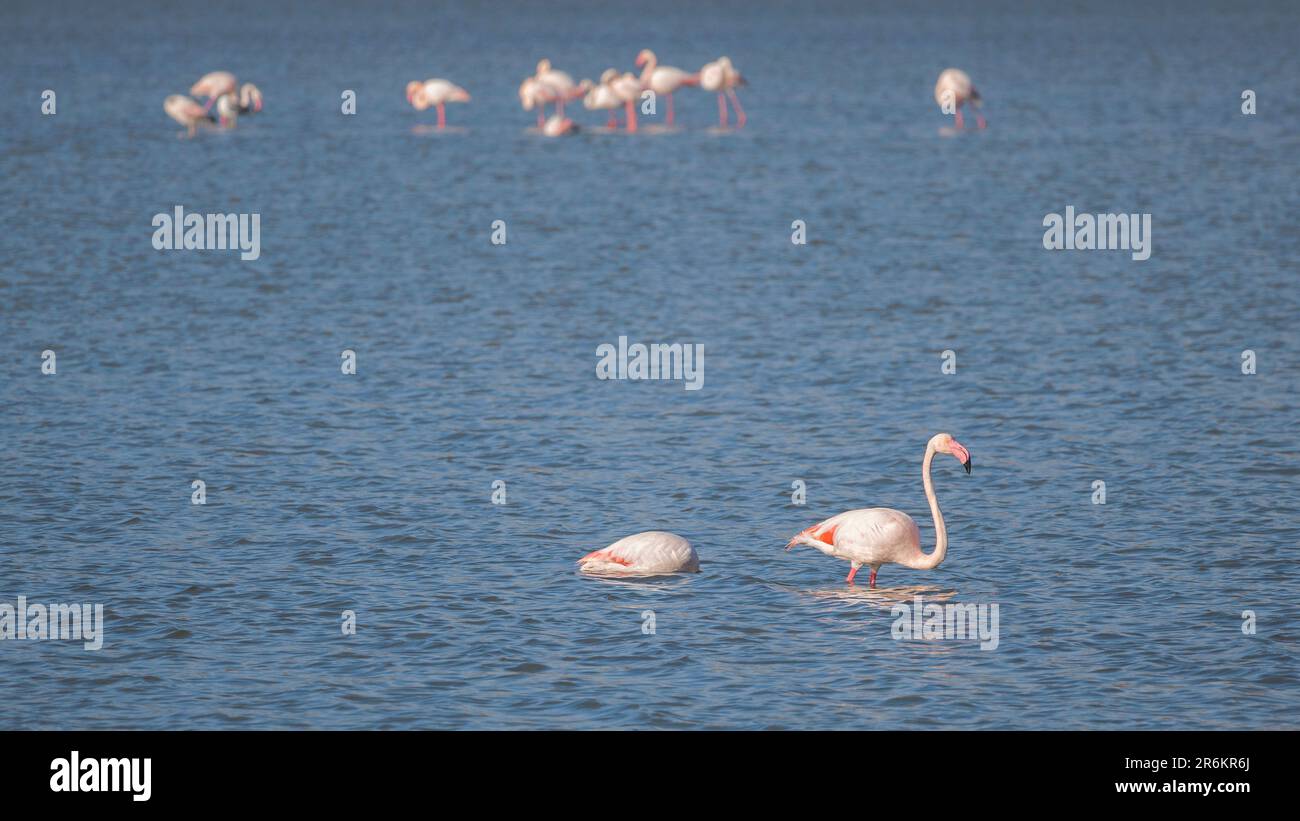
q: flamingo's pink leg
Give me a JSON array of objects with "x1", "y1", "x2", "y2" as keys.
[
  {"x1": 954, "y1": 107, "x2": 964, "y2": 131},
  {"x1": 625, "y1": 99, "x2": 638, "y2": 133},
  {"x1": 666, "y1": 92, "x2": 675, "y2": 126},
  {"x1": 727, "y1": 88, "x2": 746, "y2": 128},
  {"x1": 537, "y1": 111, "x2": 545, "y2": 128},
  {"x1": 436, "y1": 103, "x2": 446, "y2": 129},
  {"x1": 846, "y1": 565, "x2": 859, "y2": 585},
  {"x1": 869, "y1": 568, "x2": 878, "y2": 588},
  {"x1": 975, "y1": 112, "x2": 986, "y2": 130},
  {"x1": 717, "y1": 93, "x2": 728, "y2": 128}
]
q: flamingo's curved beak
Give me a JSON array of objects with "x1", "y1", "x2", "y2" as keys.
[{"x1": 950, "y1": 442, "x2": 972, "y2": 474}]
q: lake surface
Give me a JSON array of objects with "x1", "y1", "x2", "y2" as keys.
[{"x1": 1, "y1": 0, "x2": 1297, "y2": 729}]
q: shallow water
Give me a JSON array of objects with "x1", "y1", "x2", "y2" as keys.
[{"x1": 1, "y1": 0, "x2": 1298, "y2": 729}]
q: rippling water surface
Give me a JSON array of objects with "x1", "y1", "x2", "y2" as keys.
[{"x1": 1, "y1": 0, "x2": 1298, "y2": 729}]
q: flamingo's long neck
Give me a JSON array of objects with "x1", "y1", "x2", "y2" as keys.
[
  {"x1": 639, "y1": 54, "x2": 657, "y2": 87},
  {"x1": 906, "y1": 443, "x2": 948, "y2": 570}
]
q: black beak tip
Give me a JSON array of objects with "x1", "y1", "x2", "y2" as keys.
[{"x1": 963, "y1": 458, "x2": 972, "y2": 474}]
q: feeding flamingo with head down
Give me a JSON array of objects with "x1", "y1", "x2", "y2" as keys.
[
  {"x1": 786, "y1": 433, "x2": 972, "y2": 588},
  {"x1": 578, "y1": 531, "x2": 699, "y2": 575},
  {"x1": 406, "y1": 79, "x2": 471, "y2": 128},
  {"x1": 934, "y1": 68, "x2": 985, "y2": 131},
  {"x1": 700, "y1": 56, "x2": 746, "y2": 128},
  {"x1": 542, "y1": 114, "x2": 578, "y2": 137},
  {"x1": 635, "y1": 49, "x2": 699, "y2": 127}
]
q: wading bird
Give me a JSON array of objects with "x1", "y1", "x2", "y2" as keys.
[
  {"x1": 406, "y1": 79, "x2": 471, "y2": 128},
  {"x1": 635, "y1": 49, "x2": 699, "y2": 127},
  {"x1": 700, "y1": 56, "x2": 746, "y2": 128},
  {"x1": 934, "y1": 68, "x2": 985, "y2": 130},
  {"x1": 786, "y1": 433, "x2": 972, "y2": 588},
  {"x1": 608, "y1": 70, "x2": 643, "y2": 132},
  {"x1": 542, "y1": 114, "x2": 578, "y2": 137},
  {"x1": 578, "y1": 531, "x2": 699, "y2": 574},
  {"x1": 519, "y1": 76, "x2": 560, "y2": 127},
  {"x1": 532, "y1": 59, "x2": 590, "y2": 117},
  {"x1": 584, "y1": 69, "x2": 624, "y2": 128}
]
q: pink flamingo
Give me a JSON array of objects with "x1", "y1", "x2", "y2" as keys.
[
  {"x1": 700, "y1": 56, "x2": 746, "y2": 128},
  {"x1": 190, "y1": 71, "x2": 237, "y2": 112},
  {"x1": 406, "y1": 79, "x2": 471, "y2": 128},
  {"x1": 541, "y1": 114, "x2": 578, "y2": 137},
  {"x1": 519, "y1": 76, "x2": 561, "y2": 127},
  {"x1": 163, "y1": 94, "x2": 213, "y2": 137},
  {"x1": 609, "y1": 71, "x2": 642, "y2": 132},
  {"x1": 533, "y1": 59, "x2": 590, "y2": 117},
  {"x1": 786, "y1": 433, "x2": 972, "y2": 588},
  {"x1": 578, "y1": 531, "x2": 700, "y2": 575},
  {"x1": 934, "y1": 68, "x2": 985, "y2": 130},
  {"x1": 635, "y1": 49, "x2": 699, "y2": 127},
  {"x1": 584, "y1": 69, "x2": 623, "y2": 128}
]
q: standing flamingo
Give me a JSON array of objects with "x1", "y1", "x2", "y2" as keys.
[
  {"x1": 533, "y1": 59, "x2": 590, "y2": 117},
  {"x1": 635, "y1": 49, "x2": 699, "y2": 127},
  {"x1": 190, "y1": 71, "x2": 237, "y2": 112},
  {"x1": 520, "y1": 76, "x2": 561, "y2": 127},
  {"x1": 164, "y1": 95, "x2": 213, "y2": 137},
  {"x1": 406, "y1": 79, "x2": 471, "y2": 129},
  {"x1": 584, "y1": 69, "x2": 624, "y2": 128},
  {"x1": 786, "y1": 433, "x2": 972, "y2": 588},
  {"x1": 578, "y1": 531, "x2": 700, "y2": 575},
  {"x1": 934, "y1": 68, "x2": 985, "y2": 130},
  {"x1": 609, "y1": 71, "x2": 643, "y2": 132},
  {"x1": 700, "y1": 56, "x2": 746, "y2": 128}
]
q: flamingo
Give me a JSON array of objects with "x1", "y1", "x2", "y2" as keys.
[
  {"x1": 190, "y1": 71, "x2": 237, "y2": 112},
  {"x1": 635, "y1": 49, "x2": 699, "y2": 127},
  {"x1": 533, "y1": 59, "x2": 590, "y2": 117},
  {"x1": 406, "y1": 79, "x2": 471, "y2": 129},
  {"x1": 214, "y1": 83, "x2": 262, "y2": 128},
  {"x1": 163, "y1": 95, "x2": 213, "y2": 137},
  {"x1": 519, "y1": 76, "x2": 561, "y2": 127},
  {"x1": 609, "y1": 71, "x2": 642, "y2": 132},
  {"x1": 583, "y1": 69, "x2": 623, "y2": 128},
  {"x1": 786, "y1": 433, "x2": 972, "y2": 588},
  {"x1": 934, "y1": 68, "x2": 985, "y2": 130},
  {"x1": 542, "y1": 114, "x2": 578, "y2": 137},
  {"x1": 700, "y1": 56, "x2": 746, "y2": 128},
  {"x1": 578, "y1": 531, "x2": 700, "y2": 575}
]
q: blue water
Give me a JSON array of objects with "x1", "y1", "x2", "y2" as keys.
[{"x1": 1, "y1": 0, "x2": 1298, "y2": 729}]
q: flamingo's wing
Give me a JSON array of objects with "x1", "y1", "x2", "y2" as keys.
[
  {"x1": 577, "y1": 548, "x2": 633, "y2": 567},
  {"x1": 579, "y1": 531, "x2": 696, "y2": 573},
  {"x1": 787, "y1": 518, "x2": 839, "y2": 548}
]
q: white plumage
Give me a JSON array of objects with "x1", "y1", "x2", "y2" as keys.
[{"x1": 578, "y1": 531, "x2": 699, "y2": 575}]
